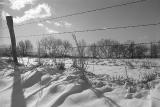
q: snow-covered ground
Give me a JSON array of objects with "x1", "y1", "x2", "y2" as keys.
[
  {"x1": 1, "y1": 57, "x2": 160, "y2": 107},
  {"x1": 16, "y1": 57, "x2": 160, "y2": 80}
]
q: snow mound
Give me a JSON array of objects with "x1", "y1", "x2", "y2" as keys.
[{"x1": 1, "y1": 58, "x2": 160, "y2": 107}]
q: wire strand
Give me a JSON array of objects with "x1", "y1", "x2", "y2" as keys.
[
  {"x1": 0, "y1": 0, "x2": 147, "y2": 30},
  {"x1": 1, "y1": 21, "x2": 160, "y2": 39}
]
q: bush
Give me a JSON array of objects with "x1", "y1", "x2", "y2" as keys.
[
  {"x1": 6, "y1": 58, "x2": 13, "y2": 63},
  {"x1": 56, "y1": 62, "x2": 65, "y2": 70}
]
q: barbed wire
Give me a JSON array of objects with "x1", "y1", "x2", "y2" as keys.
[
  {"x1": 0, "y1": 0, "x2": 147, "y2": 30},
  {"x1": 1, "y1": 21, "x2": 160, "y2": 39}
]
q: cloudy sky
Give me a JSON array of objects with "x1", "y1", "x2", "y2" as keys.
[{"x1": 0, "y1": 0, "x2": 160, "y2": 46}]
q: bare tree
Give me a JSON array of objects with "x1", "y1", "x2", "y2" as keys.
[
  {"x1": 17, "y1": 40, "x2": 33, "y2": 56},
  {"x1": 40, "y1": 37, "x2": 48, "y2": 56},
  {"x1": 37, "y1": 41, "x2": 46, "y2": 63},
  {"x1": 17, "y1": 40, "x2": 26, "y2": 56},
  {"x1": 40, "y1": 36, "x2": 66, "y2": 57},
  {"x1": 78, "y1": 39, "x2": 87, "y2": 57},
  {"x1": 25, "y1": 40, "x2": 33, "y2": 55},
  {"x1": 93, "y1": 39, "x2": 120, "y2": 58},
  {"x1": 87, "y1": 43, "x2": 97, "y2": 58},
  {"x1": 134, "y1": 44, "x2": 148, "y2": 58},
  {"x1": 151, "y1": 42, "x2": 158, "y2": 58},
  {"x1": 62, "y1": 40, "x2": 72, "y2": 57}
]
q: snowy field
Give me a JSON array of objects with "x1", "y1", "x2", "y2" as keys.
[
  {"x1": 1, "y1": 57, "x2": 160, "y2": 107},
  {"x1": 16, "y1": 57, "x2": 160, "y2": 80}
]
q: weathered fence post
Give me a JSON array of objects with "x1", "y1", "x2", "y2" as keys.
[
  {"x1": 6, "y1": 16, "x2": 18, "y2": 64},
  {"x1": 6, "y1": 16, "x2": 26, "y2": 107}
]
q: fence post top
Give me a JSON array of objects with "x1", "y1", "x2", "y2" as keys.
[{"x1": 6, "y1": 16, "x2": 13, "y2": 21}]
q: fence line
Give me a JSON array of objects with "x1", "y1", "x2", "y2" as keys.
[{"x1": 1, "y1": 21, "x2": 160, "y2": 39}]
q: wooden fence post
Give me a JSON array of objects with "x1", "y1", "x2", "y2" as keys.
[{"x1": 6, "y1": 16, "x2": 18, "y2": 64}]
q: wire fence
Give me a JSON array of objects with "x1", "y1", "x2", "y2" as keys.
[
  {"x1": 1, "y1": 1, "x2": 160, "y2": 103},
  {"x1": 0, "y1": 0, "x2": 147, "y2": 30},
  {"x1": 0, "y1": 0, "x2": 160, "y2": 72},
  {"x1": 1, "y1": 22, "x2": 160, "y2": 39}
]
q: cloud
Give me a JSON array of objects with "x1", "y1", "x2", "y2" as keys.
[
  {"x1": 1, "y1": 11, "x2": 10, "y2": 20},
  {"x1": 54, "y1": 22, "x2": 61, "y2": 27},
  {"x1": 45, "y1": 20, "x2": 72, "y2": 28},
  {"x1": 64, "y1": 21, "x2": 72, "y2": 27},
  {"x1": 37, "y1": 23, "x2": 44, "y2": 27},
  {"x1": 37, "y1": 23, "x2": 59, "y2": 33},
  {"x1": 54, "y1": 21, "x2": 72, "y2": 28},
  {"x1": 46, "y1": 20, "x2": 51, "y2": 24},
  {"x1": 45, "y1": 27, "x2": 59, "y2": 33},
  {"x1": 0, "y1": 1, "x2": 7, "y2": 6},
  {"x1": 9, "y1": 0, "x2": 37, "y2": 10},
  {"x1": 13, "y1": 3, "x2": 51, "y2": 24}
]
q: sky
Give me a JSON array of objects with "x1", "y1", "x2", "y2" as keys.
[{"x1": 0, "y1": 0, "x2": 160, "y2": 47}]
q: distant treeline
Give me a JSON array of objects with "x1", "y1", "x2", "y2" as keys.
[{"x1": 0, "y1": 36, "x2": 160, "y2": 59}]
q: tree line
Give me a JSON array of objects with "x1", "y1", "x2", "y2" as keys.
[
  {"x1": 1, "y1": 36, "x2": 160, "y2": 58},
  {"x1": 0, "y1": 40, "x2": 33, "y2": 57}
]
